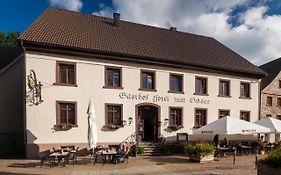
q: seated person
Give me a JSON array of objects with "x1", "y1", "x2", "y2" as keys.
[
  {"x1": 220, "y1": 138, "x2": 228, "y2": 148},
  {"x1": 112, "y1": 143, "x2": 131, "y2": 164}
]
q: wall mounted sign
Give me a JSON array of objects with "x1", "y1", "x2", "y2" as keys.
[
  {"x1": 26, "y1": 69, "x2": 43, "y2": 105},
  {"x1": 118, "y1": 92, "x2": 210, "y2": 104}
]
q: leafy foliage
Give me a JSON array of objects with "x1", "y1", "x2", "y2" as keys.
[
  {"x1": 0, "y1": 32, "x2": 21, "y2": 46},
  {"x1": 185, "y1": 143, "x2": 214, "y2": 157},
  {"x1": 259, "y1": 147, "x2": 281, "y2": 168}
]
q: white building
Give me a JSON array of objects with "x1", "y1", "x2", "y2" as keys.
[{"x1": 1, "y1": 8, "x2": 266, "y2": 158}]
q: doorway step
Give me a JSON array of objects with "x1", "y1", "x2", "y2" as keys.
[{"x1": 138, "y1": 142, "x2": 171, "y2": 156}]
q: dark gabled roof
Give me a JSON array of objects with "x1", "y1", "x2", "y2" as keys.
[
  {"x1": 260, "y1": 57, "x2": 281, "y2": 90},
  {"x1": 0, "y1": 46, "x2": 24, "y2": 72},
  {"x1": 19, "y1": 7, "x2": 265, "y2": 78}
]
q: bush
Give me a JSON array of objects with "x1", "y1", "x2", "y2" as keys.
[
  {"x1": 138, "y1": 147, "x2": 145, "y2": 155},
  {"x1": 185, "y1": 143, "x2": 214, "y2": 157},
  {"x1": 259, "y1": 147, "x2": 281, "y2": 168}
]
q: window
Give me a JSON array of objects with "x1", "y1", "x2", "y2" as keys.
[
  {"x1": 240, "y1": 111, "x2": 250, "y2": 121},
  {"x1": 277, "y1": 115, "x2": 281, "y2": 120},
  {"x1": 194, "y1": 109, "x2": 207, "y2": 128},
  {"x1": 56, "y1": 101, "x2": 77, "y2": 126},
  {"x1": 278, "y1": 98, "x2": 281, "y2": 107},
  {"x1": 279, "y1": 80, "x2": 281, "y2": 88},
  {"x1": 266, "y1": 114, "x2": 272, "y2": 118},
  {"x1": 240, "y1": 82, "x2": 250, "y2": 98},
  {"x1": 169, "y1": 74, "x2": 183, "y2": 93},
  {"x1": 140, "y1": 70, "x2": 155, "y2": 90},
  {"x1": 266, "y1": 96, "x2": 273, "y2": 106},
  {"x1": 169, "y1": 107, "x2": 183, "y2": 127},
  {"x1": 56, "y1": 62, "x2": 76, "y2": 86},
  {"x1": 219, "y1": 109, "x2": 230, "y2": 119},
  {"x1": 104, "y1": 66, "x2": 122, "y2": 88},
  {"x1": 219, "y1": 80, "x2": 230, "y2": 97},
  {"x1": 195, "y1": 77, "x2": 208, "y2": 95},
  {"x1": 105, "y1": 104, "x2": 123, "y2": 126}
]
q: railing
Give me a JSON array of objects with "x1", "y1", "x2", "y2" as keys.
[{"x1": 119, "y1": 132, "x2": 138, "y2": 147}]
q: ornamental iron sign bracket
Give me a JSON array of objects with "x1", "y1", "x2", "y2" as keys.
[{"x1": 26, "y1": 69, "x2": 43, "y2": 105}]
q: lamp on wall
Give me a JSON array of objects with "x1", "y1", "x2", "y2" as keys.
[
  {"x1": 128, "y1": 117, "x2": 133, "y2": 125},
  {"x1": 164, "y1": 118, "x2": 169, "y2": 126}
]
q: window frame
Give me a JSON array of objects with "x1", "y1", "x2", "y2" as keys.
[
  {"x1": 105, "y1": 103, "x2": 123, "y2": 127},
  {"x1": 139, "y1": 70, "x2": 156, "y2": 91},
  {"x1": 240, "y1": 110, "x2": 251, "y2": 121},
  {"x1": 218, "y1": 79, "x2": 231, "y2": 97},
  {"x1": 168, "y1": 107, "x2": 183, "y2": 127},
  {"x1": 218, "y1": 109, "x2": 230, "y2": 119},
  {"x1": 239, "y1": 82, "x2": 251, "y2": 99},
  {"x1": 194, "y1": 76, "x2": 208, "y2": 96},
  {"x1": 55, "y1": 61, "x2": 77, "y2": 86},
  {"x1": 169, "y1": 73, "x2": 184, "y2": 94},
  {"x1": 266, "y1": 96, "x2": 273, "y2": 106},
  {"x1": 277, "y1": 97, "x2": 281, "y2": 107},
  {"x1": 103, "y1": 66, "x2": 123, "y2": 89},
  {"x1": 194, "y1": 108, "x2": 208, "y2": 128},
  {"x1": 56, "y1": 101, "x2": 77, "y2": 127}
]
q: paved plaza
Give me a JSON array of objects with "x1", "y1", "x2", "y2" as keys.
[{"x1": 0, "y1": 155, "x2": 258, "y2": 175}]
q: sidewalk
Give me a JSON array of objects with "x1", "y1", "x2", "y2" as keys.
[{"x1": 0, "y1": 155, "x2": 257, "y2": 175}]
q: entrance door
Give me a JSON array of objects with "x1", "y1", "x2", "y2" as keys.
[{"x1": 137, "y1": 105, "x2": 159, "y2": 142}]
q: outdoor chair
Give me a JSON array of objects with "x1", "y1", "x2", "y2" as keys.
[{"x1": 38, "y1": 150, "x2": 52, "y2": 167}]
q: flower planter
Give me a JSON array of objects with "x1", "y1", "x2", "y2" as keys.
[
  {"x1": 257, "y1": 163, "x2": 281, "y2": 175},
  {"x1": 189, "y1": 154, "x2": 214, "y2": 163}
]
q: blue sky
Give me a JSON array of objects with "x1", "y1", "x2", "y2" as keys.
[{"x1": 1, "y1": 0, "x2": 281, "y2": 64}]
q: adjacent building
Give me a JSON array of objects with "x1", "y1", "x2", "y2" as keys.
[
  {"x1": 0, "y1": 46, "x2": 25, "y2": 157},
  {"x1": 0, "y1": 8, "x2": 266, "y2": 158}
]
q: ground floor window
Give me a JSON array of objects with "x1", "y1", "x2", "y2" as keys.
[
  {"x1": 194, "y1": 108, "x2": 207, "y2": 128},
  {"x1": 105, "y1": 104, "x2": 123, "y2": 126},
  {"x1": 56, "y1": 101, "x2": 77, "y2": 126},
  {"x1": 218, "y1": 109, "x2": 230, "y2": 119},
  {"x1": 169, "y1": 107, "x2": 183, "y2": 127},
  {"x1": 240, "y1": 111, "x2": 250, "y2": 121}
]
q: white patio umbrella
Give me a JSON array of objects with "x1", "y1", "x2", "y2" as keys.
[
  {"x1": 255, "y1": 117, "x2": 281, "y2": 133},
  {"x1": 193, "y1": 116, "x2": 271, "y2": 135},
  {"x1": 87, "y1": 99, "x2": 97, "y2": 150}
]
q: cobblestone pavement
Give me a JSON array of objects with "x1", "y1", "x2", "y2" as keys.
[{"x1": 0, "y1": 155, "x2": 257, "y2": 175}]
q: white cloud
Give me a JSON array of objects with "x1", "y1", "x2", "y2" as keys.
[
  {"x1": 93, "y1": 0, "x2": 281, "y2": 65},
  {"x1": 48, "y1": 0, "x2": 83, "y2": 12}
]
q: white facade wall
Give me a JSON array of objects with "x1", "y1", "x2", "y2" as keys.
[{"x1": 25, "y1": 52, "x2": 261, "y2": 148}]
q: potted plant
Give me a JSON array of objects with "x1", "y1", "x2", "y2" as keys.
[
  {"x1": 56, "y1": 123, "x2": 73, "y2": 129},
  {"x1": 103, "y1": 124, "x2": 123, "y2": 130},
  {"x1": 185, "y1": 143, "x2": 215, "y2": 163},
  {"x1": 257, "y1": 147, "x2": 281, "y2": 175},
  {"x1": 168, "y1": 125, "x2": 184, "y2": 131}
]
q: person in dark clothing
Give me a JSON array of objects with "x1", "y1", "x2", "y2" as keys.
[{"x1": 213, "y1": 134, "x2": 219, "y2": 147}]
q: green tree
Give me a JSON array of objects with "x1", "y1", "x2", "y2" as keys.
[{"x1": 0, "y1": 32, "x2": 21, "y2": 46}]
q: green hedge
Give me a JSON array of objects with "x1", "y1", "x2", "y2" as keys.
[
  {"x1": 259, "y1": 147, "x2": 281, "y2": 168},
  {"x1": 185, "y1": 143, "x2": 214, "y2": 156}
]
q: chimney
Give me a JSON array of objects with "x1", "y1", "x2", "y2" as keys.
[
  {"x1": 113, "y1": 12, "x2": 120, "y2": 27},
  {"x1": 170, "y1": 27, "x2": 177, "y2": 31}
]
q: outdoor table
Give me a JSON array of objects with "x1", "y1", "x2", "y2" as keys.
[
  {"x1": 265, "y1": 145, "x2": 274, "y2": 152},
  {"x1": 216, "y1": 147, "x2": 236, "y2": 164},
  {"x1": 240, "y1": 145, "x2": 251, "y2": 154},
  {"x1": 49, "y1": 152, "x2": 70, "y2": 166}
]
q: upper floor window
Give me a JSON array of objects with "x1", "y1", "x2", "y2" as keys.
[
  {"x1": 56, "y1": 101, "x2": 77, "y2": 126},
  {"x1": 277, "y1": 115, "x2": 281, "y2": 120},
  {"x1": 219, "y1": 79, "x2": 230, "y2": 97},
  {"x1": 194, "y1": 108, "x2": 207, "y2": 128},
  {"x1": 240, "y1": 82, "x2": 250, "y2": 98},
  {"x1": 104, "y1": 66, "x2": 122, "y2": 88},
  {"x1": 278, "y1": 98, "x2": 281, "y2": 107},
  {"x1": 195, "y1": 77, "x2": 208, "y2": 95},
  {"x1": 279, "y1": 80, "x2": 281, "y2": 88},
  {"x1": 219, "y1": 109, "x2": 230, "y2": 119},
  {"x1": 266, "y1": 114, "x2": 272, "y2": 118},
  {"x1": 240, "y1": 111, "x2": 250, "y2": 121},
  {"x1": 169, "y1": 74, "x2": 183, "y2": 93},
  {"x1": 169, "y1": 107, "x2": 183, "y2": 127},
  {"x1": 140, "y1": 70, "x2": 156, "y2": 91},
  {"x1": 105, "y1": 104, "x2": 123, "y2": 127},
  {"x1": 56, "y1": 61, "x2": 76, "y2": 86},
  {"x1": 266, "y1": 96, "x2": 273, "y2": 106}
]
